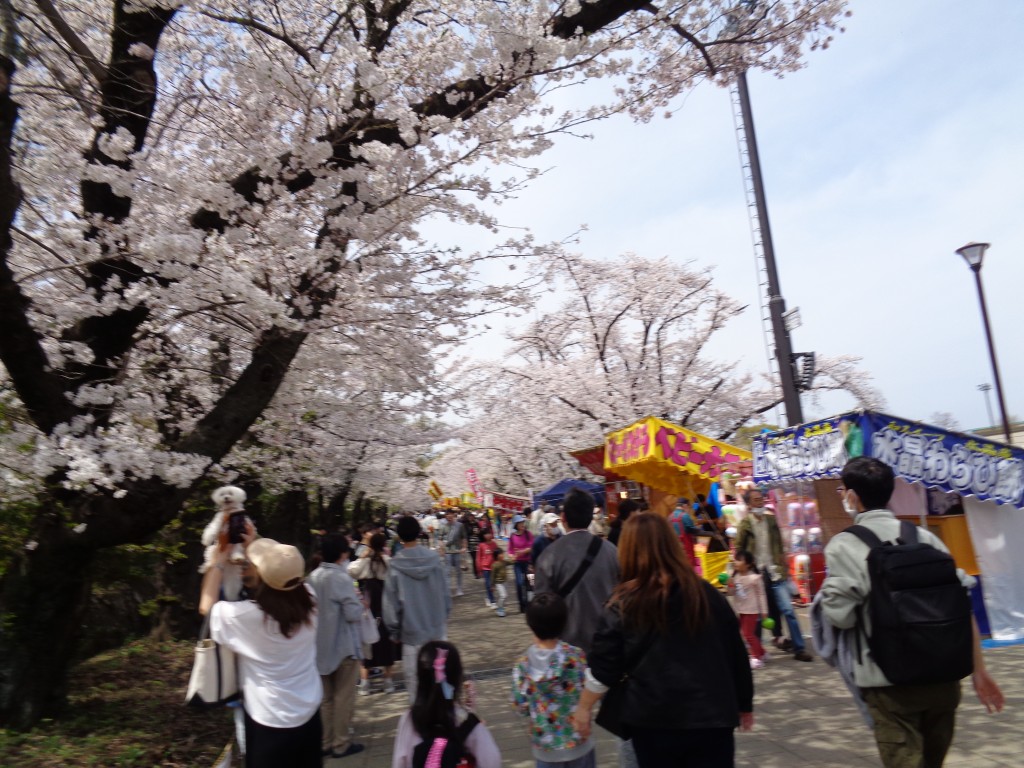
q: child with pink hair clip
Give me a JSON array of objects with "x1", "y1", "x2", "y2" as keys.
[{"x1": 391, "y1": 641, "x2": 500, "y2": 768}]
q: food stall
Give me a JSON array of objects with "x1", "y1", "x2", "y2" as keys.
[
  {"x1": 481, "y1": 492, "x2": 530, "y2": 537},
  {"x1": 588, "y1": 415, "x2": 751, "y2": 582},
  {"x1": 754, "y1": 410, "x2": 1024, "y2": 641}
]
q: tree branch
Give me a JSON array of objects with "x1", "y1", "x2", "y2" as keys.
[
  {"x1": 199, "y1": 10, "x2": 313, "y2": 66},
  {"x1": 0, "y1": 55, "x2": 78, "y2": 432},
  {"x1": 31, "y1": 0, "x2": 107, "y2": 83},
  {"x1": 173, "y1": 326, "x2": 308, "y2": 462}
]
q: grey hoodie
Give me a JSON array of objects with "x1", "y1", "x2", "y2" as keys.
[{"x1": 383, "y1": 544, "x2": 451, "y2": 646}]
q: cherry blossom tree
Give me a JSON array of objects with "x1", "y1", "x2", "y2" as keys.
[
  {"x1": 441, "y1": 251, "x2": 881, "y2": 493},
  {"x1": 0, "y1": 0, "x2": 847, "y2": 725}
]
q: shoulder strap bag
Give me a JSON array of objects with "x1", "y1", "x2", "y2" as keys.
[
  {"x1": 555, "y1": 535, "x2": 603, "y2": 598},
  {"x1": 185, "y1": 612, "x2": 240, "y2": 708}
]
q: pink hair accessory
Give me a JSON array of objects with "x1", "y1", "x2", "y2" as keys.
[{"x1": 425, "y1": 738, "x2": 447, "y2": 768}]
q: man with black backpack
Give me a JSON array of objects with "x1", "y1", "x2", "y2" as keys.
[{"x1": 821, "y1": 457, "x2": 1004, "y2": 768}]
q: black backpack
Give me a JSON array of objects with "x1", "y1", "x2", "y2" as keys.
[
  {"x1": 845, "y1": 520, "x2": 973, "y2": 685},
  {"x1": 411, "y1": 713, "x2": 480, "y2": 768}
]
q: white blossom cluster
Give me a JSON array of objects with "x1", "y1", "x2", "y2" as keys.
[
  {"x1": 431, "y1": 251, "x2": 881, "y2": 494},
  {"x1": 1, "y1": 0, "x2": 847, "y2": 509}
]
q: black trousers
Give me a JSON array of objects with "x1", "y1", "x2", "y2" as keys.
[
  {"x1": 631, "y1": 726, "x2": 735, "y2": 768},
  {"x1": 244, "y1": 709, "x2": 322, "y2": 768}
]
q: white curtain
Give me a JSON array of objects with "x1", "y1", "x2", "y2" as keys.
[{"x1": 964, "y1": 496, "x2": 1024, "y2": 641}]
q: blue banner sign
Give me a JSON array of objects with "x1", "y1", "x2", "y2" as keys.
[
  {"x1": 753, "y1": 415, "x2": 853, "y2": 483},
  {"x1": 754, "y1": 411, "x2": 1024, "y2": 509}
]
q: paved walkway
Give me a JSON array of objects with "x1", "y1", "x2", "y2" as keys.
[{"x1": 331, "y1": 569, "x2": 1024, "y2": 768}]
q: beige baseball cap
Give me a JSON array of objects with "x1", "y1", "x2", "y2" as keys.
[{"x1": 246, "y1": 538, "x2": 305, "y2": 591}]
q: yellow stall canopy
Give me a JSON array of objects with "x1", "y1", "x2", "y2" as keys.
[{"x1": 604, "y1": 416, "x2": 751, "y2": 499}]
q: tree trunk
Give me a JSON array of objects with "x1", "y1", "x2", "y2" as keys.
[
  {"x1": 0, "y1": 528, "x2": 95, "y2": 728},
  {"x1": 323, "y1": 484, "x2": 350, "y2": 531},
  {"x1": 268, "y1": 487, "x2": 312, "y2": 557},
  {"x1": 352, "y1": 491, "x2": 367, "y2": 527}
]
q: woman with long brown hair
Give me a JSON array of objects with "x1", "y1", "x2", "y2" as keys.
[
  {"x1": 573, "y1": 513, "x2": 753, "y2": 768},
  {"x1": 201, "y1": 527, "x2": 321, "y2": 767}
]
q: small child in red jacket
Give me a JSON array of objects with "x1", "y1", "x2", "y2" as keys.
[
  {"x1": 728, "y1": 549, "x2": 769, "y2": 668},
  {"x1": 476, "y1": 528, "x2": 500, "y2": 610}
]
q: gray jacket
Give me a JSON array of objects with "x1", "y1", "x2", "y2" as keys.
[
  {"x1": 383, "y1": 545, "x2": 452, "y2": 646},
  {"x1": 820, "y1": 509, "x2": 974, "y2": 688},
  {"x1": 534, "y1": 530, "x2": 619, "y2": 655},
  {"x1": 308, "y1": 561, "x2": 364, "y2": 675}
]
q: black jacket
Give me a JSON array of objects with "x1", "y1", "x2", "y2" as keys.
[{"x1": 589, "y1": 580, "x2": 753, "y2": 730}]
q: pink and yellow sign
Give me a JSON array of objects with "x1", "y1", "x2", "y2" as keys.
[{"x1": 604, "y1": 416, "x2": 751, "y2": 497}]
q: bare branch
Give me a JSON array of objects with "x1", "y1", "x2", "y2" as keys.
[
  {"x1": 199, "y1": 10, "x2": 313, "y2": 67},
  {"x1": 31, "y1": 0, "x2": 107, "y2": 82}
]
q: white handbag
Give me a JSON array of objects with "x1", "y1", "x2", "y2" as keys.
[
  {"x1": 360, "y1": 609, "x2": 381, "y2": 647},
  {"x1": 185, "y1": 615, "x2": 240, "y2": 708}
]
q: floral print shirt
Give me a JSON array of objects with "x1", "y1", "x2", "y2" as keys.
[{"x1": 511, "y1": 641, "x2": 594, "y2": 761}]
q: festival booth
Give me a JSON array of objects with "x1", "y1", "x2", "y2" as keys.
[
  {"x1": 534, "y1": 478, "x2": 606, "y2": 508},
  {"x1": 599, "y1": 415, "x2": 752, "y2": 583},
  {"x1": 483, "y1": 492, "x2": 530, "y2": 514},
  {"x1": 754, "y1": 410, "x2": 1024, "y2": 642},
  {"x1": 481, "y1": 491, "x2": 530, "y2": 538}
]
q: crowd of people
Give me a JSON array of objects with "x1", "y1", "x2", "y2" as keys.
[{"x1": 196, "y1": 459, "x2": 1005, "y2": 768}]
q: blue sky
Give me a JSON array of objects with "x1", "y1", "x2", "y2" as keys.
[{"x1": 444, "y1": 0, "x2": 1024, "y2": 433}]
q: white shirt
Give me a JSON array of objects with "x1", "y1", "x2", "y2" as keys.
[{"x1": 210, "y1": 587, "x2": 322, "y2": 728}]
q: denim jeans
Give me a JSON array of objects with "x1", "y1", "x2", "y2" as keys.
[
  {"x1": 513, "y1": 561, "x2": 530, "y2": 610},
  {"x1": 619, "y1": 737, "x2": 639, "y2": 768},
  {"x1": 762, "y1": 572, "x2": 805, "y2": 652},
  {"x1": 401, "y1": 633, "x2": 447, "y2": 704},
  {"x1": 446, "y1": 552, "x2": 463, "y2": 592},
  {"x1": 494, "y1": 583, "x2": 507, "y2": 610},
  {"x1": 482, "y1": 570, "x2": 495, "y2": 604}
]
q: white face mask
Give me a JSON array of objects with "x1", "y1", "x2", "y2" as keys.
[
  {"x1": 749, "y1": 506, "x2": 765, "y2": 517},
  {"x1": 842, "y1": 493, "x2": 859, "y2": 519}
]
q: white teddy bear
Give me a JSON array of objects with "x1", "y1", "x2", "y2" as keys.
[{"x1": 200, "y1": 485, "x2": 249, "y2": 601}]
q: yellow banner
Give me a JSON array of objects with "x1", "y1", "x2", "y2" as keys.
[{"x1": 603, "y1": 416, "x2": 750, "y2": 496}]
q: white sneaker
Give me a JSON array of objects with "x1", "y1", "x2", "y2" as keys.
[
  {"x1": 383, "y1": 679, "x2": 395, "y2": 694},
  {"x1": 486, "y1": 601, "x2": 495, "y2": 609},
  {"x1": 749, "y1": 658, "x2": 765, "y2": 669},
  {"x1": 456, "y1": 590, "x2": 464, "y2": 596},
  {"x1": 357, "y1": 680, "x2": 370, "y2": 696}
]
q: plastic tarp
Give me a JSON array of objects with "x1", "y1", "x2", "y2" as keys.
[
  {"x1": 753, "y1": 410, "x2": 1024, "y2": 510},
  {"x1": 534, "y1": 478, "x2": 605, "y2": 507},
  {"x1": 603, "y1": 415, "x2": 750, "y2": 497},
  {"x1": 964, "y1": 496, "x2": 1024, "y2": 641}
]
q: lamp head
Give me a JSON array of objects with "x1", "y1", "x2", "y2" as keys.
[{"x1": 956, "y1": 242, "x2": 990, "y2": 270}]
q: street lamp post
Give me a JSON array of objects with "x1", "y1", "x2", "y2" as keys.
[
  {"x1": 977, "y1": 383, "x2": 995, "y2": 429},
  {"x1": 956, "y1": 242, "x2": 1012, "y2": 444}
]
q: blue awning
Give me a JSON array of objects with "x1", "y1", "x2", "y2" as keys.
[{"x1": 534, "y1": 478, "x2": 606, "y2": 507}]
